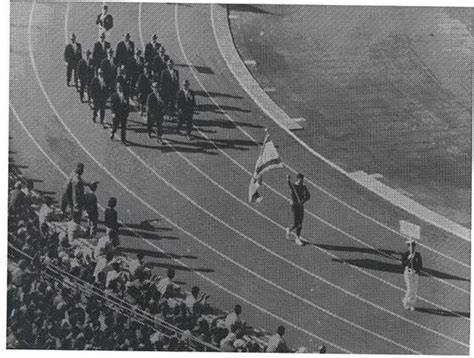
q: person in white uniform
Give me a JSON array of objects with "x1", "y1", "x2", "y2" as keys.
[{"x1": 401, "y1": 239, "x2": 422, "y2": 311}]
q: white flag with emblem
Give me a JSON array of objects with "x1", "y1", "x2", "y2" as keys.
[{"x1": 248, "y1": 131, "x2": 284, "y2": 203}]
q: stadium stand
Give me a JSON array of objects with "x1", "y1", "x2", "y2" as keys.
[{"x1": 7, "y1": 162, "x2": 305, "y2": 352}]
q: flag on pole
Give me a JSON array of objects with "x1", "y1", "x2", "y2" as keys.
[{"x1": 248, "y1": 131, "x2": 284, "y2": 203}]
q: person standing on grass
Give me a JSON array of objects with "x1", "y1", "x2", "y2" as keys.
[{"x1": 285, "y1": 173, "x2": 310, "y2": 246}]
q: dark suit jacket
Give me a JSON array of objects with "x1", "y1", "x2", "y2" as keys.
[
  {"x1": 146, "y1": 92, "x2": 165, "y2": 120},
  {"x1": 101, "y1": 57, "x2": 117, "y2": 85},
  {"x1": 160, "y1": 69, "x2": 180, "y2": 98},
  {"x1": 92, "y1": 41, "x2": 111, "y2": 67},
  {"x1": 126, "y1": 56, "x2": 143, "y2": 86},
  {"x1": 152, "y1": 54, "x2": 167, "y2": 79},
  {"x1": 90, "y1": 76, "x2": 108, "y2": 104},
  {"x1": 84, "y1": 192, "x2": 98, "y2": 221},
  {"x1": 64, "y1": 42, "x2": 82, "y2": 65},
  {"x1": 115, "y1": 40, "x2": 135, "y2": 66},
  {"x1": 115, "y1": 74, "x2": 129, "y2": 98},
  {"x1": 177, "y1": 89, "x2": 195, "y2": 115},
  {"x1": 144, "y1": 42, "x2": 160, "y2": 64},
  {"x1": 96, "y1": 13, "x2": 114, "y2": 31},
  {"x1": 401, "y1": 251, "x2": 422, "y2": 273},
  {"x1": 110, "y1": 92, "x2": 130, "y2": 118},
  {"x1": 86, "y1": 59, "x2": 95, "y2": 84},
  {"x1": 77, "y1": 58, "x2": 88, "y2": 80}
]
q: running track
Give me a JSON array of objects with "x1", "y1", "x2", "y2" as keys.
[{"x1": 9, "y1": 1, "x2": 470, "y2": 353}]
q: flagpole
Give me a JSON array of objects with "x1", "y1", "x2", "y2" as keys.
[{"x1": 248, "y1": 128, "x2": 284, "y2": 203}]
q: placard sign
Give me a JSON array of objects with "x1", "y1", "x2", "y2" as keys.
[{"x1": 400, "y1": 220, "x2": 421, "y2": 240}]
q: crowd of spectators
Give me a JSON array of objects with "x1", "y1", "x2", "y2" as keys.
[{"x1": 7, "y1": 163, "x2": 322, "y2": 352}]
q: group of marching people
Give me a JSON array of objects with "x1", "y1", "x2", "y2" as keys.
[{"x1": 64, "y1": 4, "x2": 196, "y2": 145}]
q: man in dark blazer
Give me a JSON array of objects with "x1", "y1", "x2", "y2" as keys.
[
  {"x1": 89, "y1": 68, "x2": 108, "y2": 125},
  {"x1": 64, "y1": 33, "x2": 82, "y2": 88},
  {"x1": 146, "y1": 82, "x2": 165, "y2": 143},
  {"x1": 101, "y1": 48, "x2": 116, "y2": 94},
  {"x1": 144, "y1": 34, "x2": 160, "y2": 64},
  {"x1": 126, "y1": 49, "x2": 144, "y2": 97},
  {"x1": 176, "y1": 79, "x2": 196, "y2": 140},
  {"x1": 115, "y1": 65, "x2": 129, "y2": 99},
  {"x1": 115, "y1": 33, "x2": 135, "y2": 67},
  {"x1": 137, "y1": 63, "x2": 152, "y2": 116},
  {"x1": 77, "y1": 49, "x2": 92, "y2": 103},
  {"x1": 96, "y1": 4, "x2": 113, "y2": 37},
  {"x1": 85, "y1": 50, "x2": 95, "y2": 104},
  {"x1": 160, "y1": 59, "x2": 180, "y2": 120},
  {"x1": 92, "y1": 32, "x2": 110, "y2": 74},
  {"x1": 152, "y1": 46, "x2": 167, "y2": 82},
  {"x1": 110, "y1": 82, "x2": 130, "y2": 144}
]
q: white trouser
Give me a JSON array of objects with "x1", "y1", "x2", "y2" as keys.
[{"x1": 403, "y1": 268, "x2": 419, "y2": 308}]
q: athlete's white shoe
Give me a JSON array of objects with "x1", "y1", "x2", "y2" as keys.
[
  {"x1": 285, "y1": 227, "x2": 290, "y2": 240},
  {"x1": 295, "y1": 237, "x2": 304, "y2": 246}
]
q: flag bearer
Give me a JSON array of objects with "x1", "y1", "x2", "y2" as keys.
[{"x1": 286, "y1": 174, "x2": 310, "y2": 246}]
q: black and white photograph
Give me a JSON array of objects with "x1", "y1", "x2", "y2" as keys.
[{"x1": 5, "y1": 0, "x2": 472, "y2": 354}]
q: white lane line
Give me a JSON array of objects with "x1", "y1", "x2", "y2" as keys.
[
  {"x1": 145, "y1": 2, "x2": 469, "y2": 317},
  {"x1": 209, "y1": 4, "x2": 470, "y2": 243},
  {"x1": 140, "y1": 2, "x2": 470, "y2": 346},
  {"x1": 171, "y1": 4, "x2": 470, "y2": 298},
  {"x1": 27, "y1": 2, "x2": 410, "y2": 352},
  {"x1": 208, "y1": 4, "x2": 472, "y2": 263},
  {"x1": 64, "y1": 2, "x2": 69, "y2": 45},
  {"x1": 51, "y1": 2, "x2": 422, "y2": 351},
  {"x1": 11, "y1": 96, "x2": 351, "y2": 354}
]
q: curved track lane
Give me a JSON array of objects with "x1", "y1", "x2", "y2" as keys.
[{"x1": 8, "y1": 1, "x2": 470, "y2": 354}]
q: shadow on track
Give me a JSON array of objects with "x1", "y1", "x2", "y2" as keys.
[
  {"x1": 194, "y1": 90, "x2": 243, "y2": 100},
  {"x1": 194, "y1": 118, "x2": 263, "y2": 130},
  {"x1": 197, "y1": 103, "x2": 251, "y2": 114},
  {"x1": 332, "y1": 258, "x2": 470, "y2": 282},
  {"x1": 174, "y1": 63, "x2": 214, "y2": 75},
  {"x1": 314, "y1": 243, "x2": 398, "y2": 257},
  {"x1": 121, "y1": 220, "x2": 173, "y2": 232},
  {"x1": 118, "y1": 246, "x2": 198, "y2": 261},
  {"x1": 223, "y1": 4, "x2": 279, "y2": 15},
  {"x1": 415, "y1": 307, "x2": 470, "y2": 318}
]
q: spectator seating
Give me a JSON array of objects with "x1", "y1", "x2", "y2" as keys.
[{"x1": 7, "y1": 164, "x2": 302, "y2": 352}]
